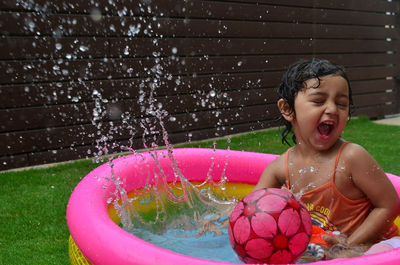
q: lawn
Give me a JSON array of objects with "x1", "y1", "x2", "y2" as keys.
[{"x1": 0, "y1": 116, "x2": 399, "y2": 264}]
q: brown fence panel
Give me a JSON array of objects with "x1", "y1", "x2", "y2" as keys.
[{"x1": 0, "y1": 0, "x2": 399, "y2": 170}]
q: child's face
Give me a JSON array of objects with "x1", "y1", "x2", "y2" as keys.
[{"x1": 292, "y1": 74, "x2": 350, "y2": 150}]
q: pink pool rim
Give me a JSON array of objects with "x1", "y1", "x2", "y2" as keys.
[{"x1": 66, "y1": 148, "x2": 400, "y2": 265}]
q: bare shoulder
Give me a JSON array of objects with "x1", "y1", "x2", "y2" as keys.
[
  {"x1": 340, "y1": 142, "x2": 397, "y2": 205},
  {"x1": 341, "y1": 142, "x2": 373, "y2": 163},
  {"x1": 339, "y1": 142, "x2": 381, "y2": 183},
  {"x1": 254, "y1": 153, "x2": 287, "y2": 190},
  {"x1": 264, "y1": 154, "x2": 286, "y2": 177}
]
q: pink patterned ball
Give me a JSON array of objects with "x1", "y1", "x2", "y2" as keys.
[{"x1": 228, "y1": 188, "x2": 312, "y2": 264}]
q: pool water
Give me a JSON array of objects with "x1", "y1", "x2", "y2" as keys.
[
  {"x1": 113, "y1": 181, "x2": 250, "y2": 263},
  {"x1": 131, "y1": 222, "x2": 315, "y2": 264},
  {"x1": 132, "y1": 224, "x2": 242, "y2": 263}
]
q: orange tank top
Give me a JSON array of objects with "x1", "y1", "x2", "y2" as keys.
[{"x1": 285, "y1": 142, "x2": 372, "y2": 235}]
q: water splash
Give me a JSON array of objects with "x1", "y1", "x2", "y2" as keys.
[{"x1": 25, "y1": 0, "x2": 238, "y2": 256}]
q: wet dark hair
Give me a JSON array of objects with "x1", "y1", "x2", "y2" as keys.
[{"x1": 277, "y1": 58, "x2": 354, "y2": 146}]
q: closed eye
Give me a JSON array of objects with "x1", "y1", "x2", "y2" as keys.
[
  {"x1": 312, "y1": 100, "x2": 325, "y2": 105},
  {"x1": 336, "y1": 100, "x2": 349, "y2": 108}
]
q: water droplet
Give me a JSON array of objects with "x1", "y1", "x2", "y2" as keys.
[
  {"x1": 28, "y1": 21, "x2": 35, "y2": 29},
  {"x1": 90, "y1": 8, "x2": 102, "y2": 22},
  {"x1": 237, "y1": 61, "x2": 242, "y2": 66},
  {"x1": 124, "y1": 46, "x2": 130, "y2": 55},
  {"x1": 55, "y1": 43, "x2": 62, "y2": 50},
  {"x1": 209, "y1": 90, "x2": 216, "y2": 97},
  {"x1": 129, "y1": 24, "x2": 141, "y2": 36},
  {"x1": 79, "y1": 45, "x2": 88, "y2": 52},
  {"x1": 171, "y1": 47, "x2": 178, "y2": 54}
]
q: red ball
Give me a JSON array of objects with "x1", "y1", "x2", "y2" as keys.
[{"x1": 228, "y1": 188, "x2": 312, "y2": 264}]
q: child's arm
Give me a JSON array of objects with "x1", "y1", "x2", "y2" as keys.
[
  {"x1": 254, "y1": 155, "x2": 286, "y2": 191},
  {"x1": 345, "y1": 144, "x2": 400, "y2": 246}
]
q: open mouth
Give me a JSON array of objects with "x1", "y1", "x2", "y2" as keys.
[{"x1": 317, "y1": 121, "x2": 335, "y2": 138}]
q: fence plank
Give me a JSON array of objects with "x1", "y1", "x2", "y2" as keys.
[
  {"x1": 351, "y1": 79, "x2": 397, "y2": 95},
  {"x1": 2, "y1": 36, "x2": 397, "y2": 61},
  {"x1": 353, "y1": 90, "x2": 396, "y2": 107},
  {"x1": 2, "y1": 12, "x2": 398, "y2": 40},
  {"x1": 1, "y1": 1, "x2": 397, "y2": 25},
  {"x1": 0, "y1": 36, "x2": 110, "y2": 60},
  {"x1": 354, "y1": 103, "x2": 397, "y2": 118},
  {"x1": 110, "y1": 38, "x2": 397, "y2": 57},
  {"x1": 250, "y1": 0, "x2": 397, "y2": 12}
]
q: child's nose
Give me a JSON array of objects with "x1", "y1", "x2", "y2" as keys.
[{"x1": 325, "y1": 101, "x2": 338, "y2": 114}]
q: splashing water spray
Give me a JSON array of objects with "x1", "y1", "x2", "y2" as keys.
[{"x1": 83, "y1": 1, "x2": 236, "y2": 240}]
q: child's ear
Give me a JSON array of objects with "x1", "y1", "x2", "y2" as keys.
[{"x1": 277, "y1": 99, "x2": 294, "y2": 122}]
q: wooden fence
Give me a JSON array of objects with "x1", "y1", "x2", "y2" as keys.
[{"x1": 1, "y1": 0, "x2": 399, "y2": 170}]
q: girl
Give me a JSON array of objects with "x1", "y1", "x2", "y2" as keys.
[{"x1": 254, "y1": 58, "x2": 400, "y2": 257}]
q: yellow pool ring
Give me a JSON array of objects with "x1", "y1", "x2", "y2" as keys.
[
  {"x1": 107, "y1": 182, "x2": 253, "y2": 224},
  {"x1": 394, "y1": 216, "x2": 400, "y2": 234},
  {"x1": 69, "y1": 236, "x2": 92, "y2": 265}
]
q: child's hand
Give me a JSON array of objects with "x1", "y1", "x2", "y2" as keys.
[
  {"x1": 322, "y1": 233, "x2": 347, "y2": 249},
  {"x1": 322, "y1": 234, "x2": 352, "y2": 259},
  {"x1": 322, "y1": 234, "x2": 369, "y2": 259}
]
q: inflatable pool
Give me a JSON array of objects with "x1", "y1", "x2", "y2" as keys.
[{"x1": 67, "y1": 148, "x2": 400, "y2": 265}]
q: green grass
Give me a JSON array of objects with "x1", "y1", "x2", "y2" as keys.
[
  {"x1": 0, "y1": 160, "x2": 99, "y2": 265},
  {"x1": 0, "y1": 116, "x2": 399, "y2": 264}
]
